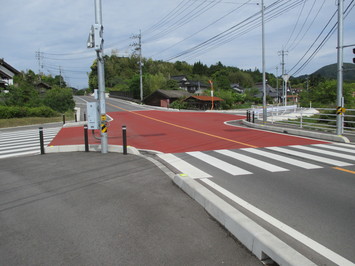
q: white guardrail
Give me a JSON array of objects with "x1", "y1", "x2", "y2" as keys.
[{"x1": 250, "y1": 105, "x2": 355, "y2": 136}]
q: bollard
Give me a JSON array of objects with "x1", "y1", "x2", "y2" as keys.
[
  {"x1": 39, "y1": 127, "x2": 45, "y2": 155},
  {"x1": 122, "y1": 125, "x2": 127, "y2": 155},
  {"x1": 247, "y1": 110, "x2": 250, "y2": 122},
  {"x1": 62, "y1": 114, "x2": 66, "y2": 125},
  {"x1": 84, "y1": 125, "x2": 89, "y2": 152},
  {"x1": 84, "y1": 113, "x2": 86, "y2": 121},
  {"x1": 75, "y1": 113, "x2": 78, "y2": 122},
  {"x1": 252, "y1": 111, "x2": 255, "y2": 123}
]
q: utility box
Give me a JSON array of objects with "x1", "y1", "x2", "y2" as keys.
[{"x1": 87, "y1": 102, "x2": 100, "y2": 130}]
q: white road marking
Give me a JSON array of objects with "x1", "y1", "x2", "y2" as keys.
[
  {"x1": 215, "y1": 149, "x2": 289, "y2": 172},
  {"x1": 187, "y1": 151, "x2": 252, "y2": 176},
  {"x1": 311, "y1": 144, "x2": 355, "y2": 154},
  {"x1": 157, "y1": 153, "x2": 212, "y2": 179},
  {"x1": 267, "y1": 146, "x2": 352, "y2": 167},
  {"x1": 242, "y1": 148, "x2": 322, "y2": 169},
  {"x1": 201, "y1": 178, "x2": 355, "y2": 266},
  {"x1": 292, "y1": 145, "x2": 355, "y2": 161}
]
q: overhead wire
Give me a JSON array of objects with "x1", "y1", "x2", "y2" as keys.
[
  {"x1": 150, "y1": 0, "x2": 254, "y2": 58},
  {"x1": 164, "y1": 0, "x2": 304, "y2": 61},
  {"x1": 144, "y1": 0, "x2": 222, "y2": 43},
  {"x1": 283, "y1": 0, "x2": 307, "y2": 49},
  {"x1": 142, "y1": 0, "x2": 189, "y2": 35},
  {"x1": 289, "y1": 0, "x2": 355, "y2": 76},
  {"x1": 287, "y1": 0, "x2": 325, "y2": 52}
]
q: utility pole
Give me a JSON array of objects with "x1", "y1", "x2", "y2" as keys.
[
  {"x1": 35, "y1": 50, "x2": 43, "y2": 79},
  {"x1": 59, "y1": 66, "x2": 62, "y2": 87},
  {"x1": 336, "y1": 0, "x2": 344, "y2": 135},
  {"x1": 275, "y1": 66, "x2": 279, "y2": 103},
  {"x1": 87, "y1": 0, "x2": 107, "y2": 153},
  {"x1": 131, "y1": 31, "x2": 143, "y2": 102},
  {"x1": 261, "y1": 0, "x2": 267, "y2": 123},
  {"x1": 278, "y1": 49, "x2": 288, "y2": 106}
]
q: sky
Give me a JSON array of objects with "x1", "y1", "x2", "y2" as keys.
[{"x1": 1, "y1": 0, "x2": 354, "y2": 89}]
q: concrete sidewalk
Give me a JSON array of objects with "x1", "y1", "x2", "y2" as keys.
[{"x1": 0, "y1": 152, "x2": 261, "y2": 266}]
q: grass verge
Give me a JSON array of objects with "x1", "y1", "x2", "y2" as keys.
[{"x1": 0, "y1": 113, "x2": 75, "y2": 129}]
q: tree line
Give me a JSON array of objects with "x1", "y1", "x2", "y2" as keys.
[
  {"x1": 0, "y1": 70, "x2": 75, "y2": 119},
  {"x1": 89, "y1": 53, "x2": 355, "y2": 109}
]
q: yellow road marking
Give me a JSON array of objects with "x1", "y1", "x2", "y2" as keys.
[
  {"x1": 107, "y1": 102, "x2": 258, "y2": 148},
  {"x1": 333, "y1": 167, "x2": 355, "y2": 174}
]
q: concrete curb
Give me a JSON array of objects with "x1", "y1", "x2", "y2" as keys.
[
  {"x1": 241, "y1": 120, "x2": 350, "y2": 143},
  {"x1": 45, "y1": 144, "x2": 140, "y2": 155},
  {"x1": 173, "y1": 174, "x2": 316, "y2": 266}
]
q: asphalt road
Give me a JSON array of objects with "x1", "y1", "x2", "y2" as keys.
[
  {"x1": 72, "y1": 96, "x2": 355, "y2": 265},
  {"x1": 188, "y1": 149, "x2": 355, "y2": 265},
  {"x1": 0, "y1": 152, "x2": 261, "y2": 266}
]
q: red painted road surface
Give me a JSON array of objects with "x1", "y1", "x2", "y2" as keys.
[{"x1": 49, "y1": 110, "x2": 328, "y2": 153}]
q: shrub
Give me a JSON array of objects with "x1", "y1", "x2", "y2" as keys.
[{"x1": 0, "y1": 106, "x2": 58, "y2": 119}]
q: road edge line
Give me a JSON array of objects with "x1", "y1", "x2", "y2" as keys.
[{"x1": 172, "y1": 174, "x2": 316, "y2": 266}]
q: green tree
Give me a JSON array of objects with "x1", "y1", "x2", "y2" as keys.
[
  {"x1": 215, "y1": 89, "x2": 245, "y2": 109},
  {"x1": 192, "y1": 61, "x2": 208, "y2": 76},
  {"x1": 6, "y1": 71, "x2": 41, "y2": 107},
  {"x1": 44, "y1": 87, "x2": 75, "y2": 113},
  {"x1": 164, "y1": 79, "x2": 179, "y2": 90}
]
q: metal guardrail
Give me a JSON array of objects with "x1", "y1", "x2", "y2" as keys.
[{"x1": 251, "y1": 105, "x2": 355, "y2": 136}]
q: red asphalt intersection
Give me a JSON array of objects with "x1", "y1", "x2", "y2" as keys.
[{"x1": 49, "y1": 110, "x2": 327, "y2": 153}]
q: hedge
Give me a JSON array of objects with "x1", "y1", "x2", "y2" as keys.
[{"x1": 0, "y1": 106, "x2": 58, "y2": 119}]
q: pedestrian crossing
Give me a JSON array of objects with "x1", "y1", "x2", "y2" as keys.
[
  {"x1": 0, "y1": 127, "x2": 61, "y2": 159},
  {"x1": 157, "y1": 143, "x2": 355, "y2": 179}
]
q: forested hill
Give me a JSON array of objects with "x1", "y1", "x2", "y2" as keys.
[
  {"x1": 88, "y1": 55, "x2": 278, "y2": 98},
  {"x1": 311, "y1": 63, "x2": 355, "y2": 82}
]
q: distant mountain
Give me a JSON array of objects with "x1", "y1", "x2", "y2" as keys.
[{"x1": 312, "y1": 63, "x2": 355, "y2": 82}]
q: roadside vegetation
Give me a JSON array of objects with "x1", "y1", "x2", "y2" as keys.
[
  {"x1": 88, "y1": 52, "x2": 355, "y2": 111},
  {"x1": 0, "y1": 70, "x2": 75, "y2": 128}
]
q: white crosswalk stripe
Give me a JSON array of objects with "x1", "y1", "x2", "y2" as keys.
[
  {"x1": 157, "y1": 144, "x2": 355, "y2": 179},
  {"x1": 267, "y1": 146, "x2": 352, "y2": 167},
  {"x1": 215, "y1": 149, "x2": 289, "y2": 172},
  {"x1": 157, "y1": 153, "x2": 212, "y2": 179},
  {"x1": 0, "y1": 127, "x2": 61, "y2": 159},
  {"x1": 311, "y1": 144, "x2": 355, "y2": 154},
  {"x1": 242, "y1": 148, "x2": 322, "y2": 169},
  {"x1": 187, "y1": 151, "x2": 252, "y2": 176}
]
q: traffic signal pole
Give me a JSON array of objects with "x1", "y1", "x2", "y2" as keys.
[{"x1": 94, "y1": 0, "x2": 108, "y2": 153}]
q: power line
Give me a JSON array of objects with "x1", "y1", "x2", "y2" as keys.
[
  {"x1": 150, "y1": 0, "x2": 254, "y2": 58},
  {"x1": 283, "y1": 0, "x2": 307, "y2": 49},
  {"x1": 144, "y1": 0, "x2": 222, "y2": 43},
  {"x1": 289, "y1": 0, "x2": 355, "y2": 76},
  {"x1": 164, "y1": 0, "x2": 303, "y2": 61},
  {"x1": 287, "y1": 0, "x2": 325, "y2": 52}
]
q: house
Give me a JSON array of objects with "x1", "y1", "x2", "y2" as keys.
[
  {"x1": 36, "y1": 81, "x2": 52, "y2": 94},
  {"x1": 230, "y1": 83, "x2": 245, "y2": 93},
  {"x1": 254, "y1": 82, "x2": 280, "y2": 102},
  {"x1": 170, "y1": 75, "x2": 209, "y2": 94},
  {"x1": 143, "y1": 89, "x2": 192, "y2": 107},
  {"x1": 184, "y1": 95, "x2": 223, "y2": 110},
  {"x1": 0, "y1": 59, "x2": 20, "y2": 89}
]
